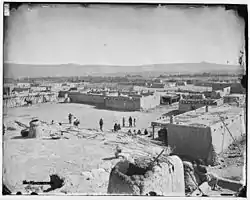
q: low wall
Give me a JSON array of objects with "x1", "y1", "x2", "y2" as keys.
[
  {"x1": 105, "y1": 96, "x2": 141, "y2": 111},
  {"x1": 3, "y1": 93, "x2": 58, "y2": 108},
  {"x1": 68, "y1": 92, "x2": 105, "y2": 105}
]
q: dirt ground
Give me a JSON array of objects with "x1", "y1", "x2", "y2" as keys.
[
  {"x1": 3, "y1": 102, "x2": 246, "y2": 195},
  {"x1": 3, "y1": 102, "x2": 178, "y2": 132},
  {"x1": 3, "y1": 102, "x2": 176, "y2": 194}
]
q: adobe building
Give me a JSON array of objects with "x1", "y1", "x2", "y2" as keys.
[
  {"x1": 230, "y1": 83, "x2": 246, "y2": 94},
  {"x1": 176, "y1": 81, "x2": 187, "y2": 86},
  {"x1": 67, "y1": 91, "x2": 106, "y2": 105},
  {"x1": 223, "y1": 94, "x2": 245, "y2": 106},
  {"x1": 62, "y1": 90, "x2": 161, "y2": 111},
  {"x1": 160, "y1": 94, "x2": 180, "y2": 105},
  {"x1": 105, "y1": 92, "x2": 161, "y2": 111},
  {"x1": 178, "y1": 98, "x2": 223, "y2": 112},
  {"x1": 151, "y1": 104, "x2": 245, "y2": 165},
  {"x1": 212, "y1": 82, "x2": 231, "y2": 91}
]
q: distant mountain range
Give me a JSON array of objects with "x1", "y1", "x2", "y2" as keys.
[{"x1": 4, "y1": 62, "x2": 244, "y2": 78}]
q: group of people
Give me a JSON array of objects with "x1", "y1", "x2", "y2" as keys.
[
  {"x1": 127, "y1": 128, "x2": 148, "y2": 136},
  {"x1": 113, "y1": 123, "x2": 121, "y2": 132},
  {"x1": 98, "y1": 116, "x2": 137, "y2": 132},
  {"x1": 122, "y1": 116, "x2": 136, "y2": 128},
  {"x1": 65, "y1": 115, "x2": 141, "y2": 135},
  {"x1": 68, "y1": 113, "x2": 80, "y2": 127}
]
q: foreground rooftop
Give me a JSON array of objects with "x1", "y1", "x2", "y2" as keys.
[{"x1": 152, "y1": 104, "x2": 244, "y2": 128}]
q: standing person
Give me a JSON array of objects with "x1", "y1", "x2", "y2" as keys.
[
  {"x1": 144, "y1": 129, "x2": 148, "y2": 135},
  {"x1": 114, "y1": 123, "x2": 118, "y2": 132},
  {"x1": 73, "y1": 117, "x2": 77, "y2": 127},
  {"x1": 74, "y1": 119, "x2": 80, "y2": 127},
  {"x1": 129, "y1": 116, "x2": 133, "y2": 127},
  {"x1": 122, "y1": 117, "x2": 125, "y2": 127},
  {"x1": 163, "y1": 127, "x2": 168, "y2": 146},
  {"x1": 133, "y1": 118, "x2": 136, "y2": 127},
  {"x1": 3, "y1": 124, "x2": 5, "y2": 136},
  {"x1": 99, "y1": 118, "x2": 103, "y2": 132},
  {"x1": 117, "y1": 124, "x2": 121, "y2": 131},
  {"x1": 68, "y1": 113, "x2": 73, "y2": 124}
]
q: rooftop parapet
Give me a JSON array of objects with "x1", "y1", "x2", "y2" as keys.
[{"x1": 179, "y1": 99, "x2": 219, "y2": 105}]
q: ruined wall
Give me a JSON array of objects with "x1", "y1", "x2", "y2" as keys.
[
  {"x1": 68, "y1": 92, "x2": 105, "y2": 105},
  {"x1": 105, "y1": 96, "x2": 141, "y2": 111},
  {"x1": 167, "y1": 124, "x2": 212, "y2": 162},
  {"x1": 107, "y1": 156, "x2": 185, "y2": 196},
  {"x1": 140, "y1": 93, "x2": 160, "y2": 110},
  {"x1": 3, "y1": 93, "x2": 58, "y2": 108}
]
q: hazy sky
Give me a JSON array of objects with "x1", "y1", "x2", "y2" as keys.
[{"x1": 4, "y1": 4, "x2": 245, "y2": 65}]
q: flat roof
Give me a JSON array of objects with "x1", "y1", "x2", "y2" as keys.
[
  {"x1": 224, "y1": 94, "x2": 245, "y2": 97},
  {"x1": 152, "y1": 104, "x2": 243, "y2": 128}
]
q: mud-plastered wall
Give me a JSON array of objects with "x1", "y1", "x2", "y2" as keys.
[
  {"x1": 105, "y1": 96, "x2": 141, "y2": 111},
  {"x1": 211, "y1": 110, "x2": 245, "y2": 155},
  {"x1": 167, "y1": 124, "x2": 212, "y2": 162},
  {"x1": 140, "y1": 93, "x2": 160, "y2": 110},
  {"x1": 3, "y1": 93, "x2": 58, "y2": 108},
  {"x1": 69, "y1": 92, "x2": 105, "y2": 105}
]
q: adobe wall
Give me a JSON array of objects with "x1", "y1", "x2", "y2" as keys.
[
  {"x1": 165, "y1": 110, "x2": 245, "y2": 165},
  {"x1": 230, "y1": 83, "x2": 245, "y2": 94},
  {"x1": 167, "y1": 124, "x2": 212, "y2": 162},
  {"x1": 140, "y1": 93, "x2": 160, "y2": 110},
  {"x1": 178, "y1": 99, "x2": 223, "y2": 112},
  {"x1": 212, "y1": 83, "x2": 231, "y2": 91},
  {"x1": 68, "y1": 92, "x2": 105, "y2": 105},
  {"x1": 105, "y1": 96, "x2": 141, "y2": 111},
  {"x1": 107, "y1": 155, "x2": 185, "y2": 196},
  {"x1": 223, "y1": 95, "x2": 245, "y2": 105},
  {"x1": 210, "y1": 110, "x2": 245, "y2": 155},
  {"x1": 3, "y1": 93, "x2": 58, "y2": 108}
]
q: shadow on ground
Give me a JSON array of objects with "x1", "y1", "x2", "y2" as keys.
[
  {"x1": 162, "y1": 109, "x2": 185, "y2": 117},
  {"x1": 11, "y1": 136, "x2": 33, "y2": 140},
  {"x1": 102, "y1": 157, "x2": 117, "y2": 161},
  {"x1": 94, "y1": 104, "x2": 136, "y2": 112}
]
